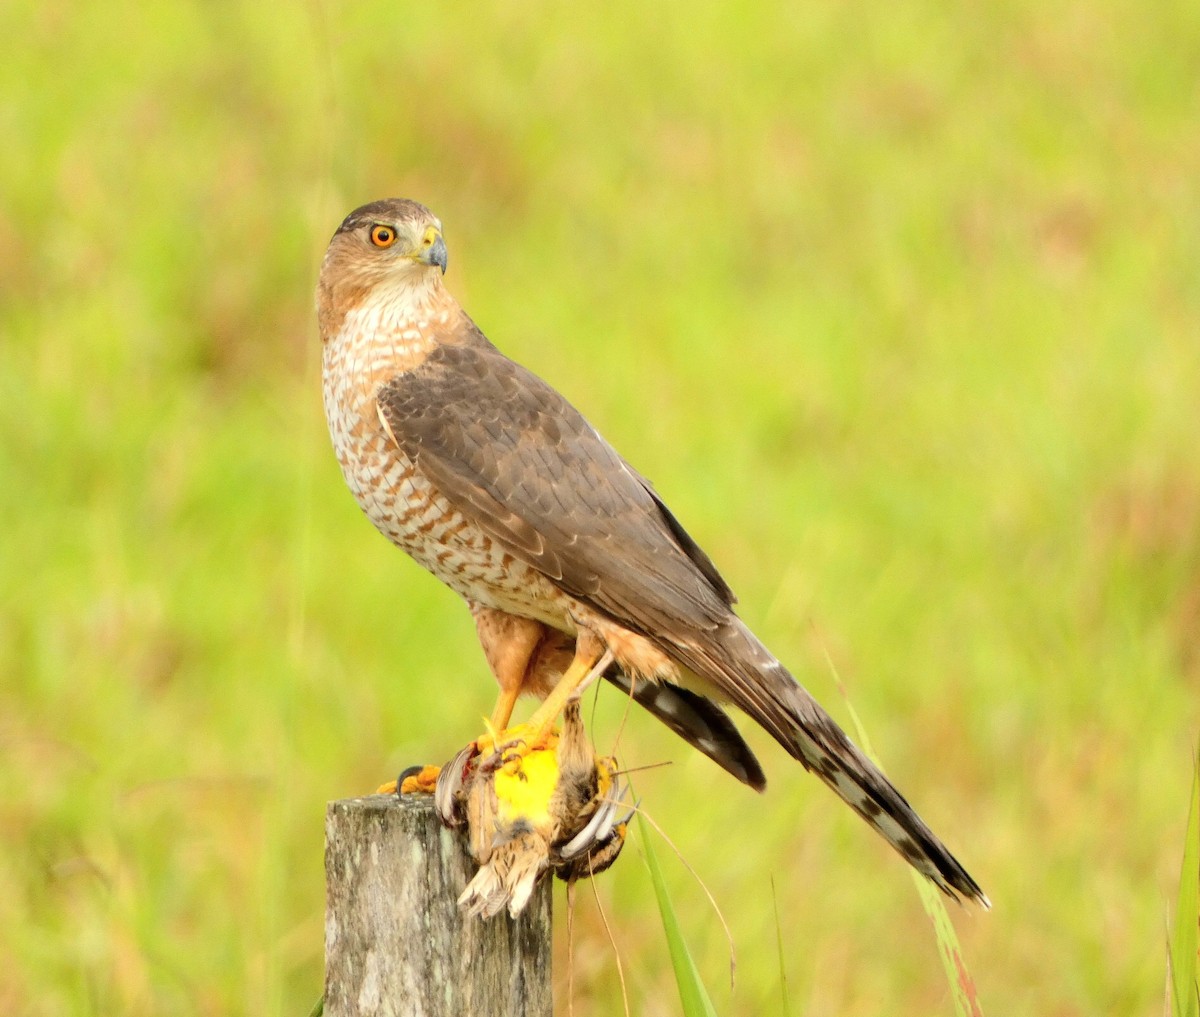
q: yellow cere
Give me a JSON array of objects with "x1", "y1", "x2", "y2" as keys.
[{"x1": 494, "y1": 747, "x2": 561, "y2": 827}]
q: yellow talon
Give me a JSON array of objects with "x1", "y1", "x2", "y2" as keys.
[
  {"x1": 403, "y1": 764, "x2": 442, "y2": 794},
  {"x1": 378, "y1": 764, "x2": 441, "y2": 796},
  {"x1": 449, "y1": 700, "x2": 630, "y2": 917},
  {"x1": 475, "y1": 717, "x2": 503, "y2": 757}
]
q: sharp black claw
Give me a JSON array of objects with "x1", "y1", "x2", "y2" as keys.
[{"x1": 396, "y1": 765, "x2": 425, "y2": 797}]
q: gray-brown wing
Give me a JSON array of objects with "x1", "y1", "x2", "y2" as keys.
[{"x1": 376, "y1": 340, "x2": 735, "y2": 639}]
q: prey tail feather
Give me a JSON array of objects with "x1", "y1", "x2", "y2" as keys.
[{"x1": 678, "y1": 619, "x2": 988, "y2": 907}]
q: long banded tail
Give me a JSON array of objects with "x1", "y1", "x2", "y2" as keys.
[{"x1": 676, "y1": 618, "x2": 988, "y2": 907}]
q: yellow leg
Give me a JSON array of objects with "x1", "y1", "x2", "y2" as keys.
[
  {"x1": 522, "y1": 642, "x2": 614, "y2": 742},
  {"x1": 489, "y1": 683, "x2": 522, "y2": 733}
]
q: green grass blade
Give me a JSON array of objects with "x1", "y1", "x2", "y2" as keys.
[
  {"x1": 912, "y1": 874, "x2": 985, "y2": 1017},
  {"x1": 1169, "y1": 750, "x2": 1200, "y2": 1017},
  {"x1": 639, "y1": 813, "x2": 720, "y2": 1017},
  {"x1": 837, "y1": 679, "x2": 985, "y2": 1017},
  {"x1": 770, "y1": 876, "x2": 794, "y2": 1017}
]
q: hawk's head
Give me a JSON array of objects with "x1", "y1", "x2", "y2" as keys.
[{"x1": 317, "y1": 199, "x2": 449, "y2": 337}]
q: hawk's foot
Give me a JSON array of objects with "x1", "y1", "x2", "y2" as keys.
[
  {"x1": 440, "y1": 701, "x2": 633, "y2": 919},
  {"x1": 473, "y1": 720, "x2": 559, "y2": 763},
  {"x1": 376, "y1": 764, "x2": 441, "y2": 796}
]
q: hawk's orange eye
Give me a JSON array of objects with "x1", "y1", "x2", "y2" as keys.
[{"x1": 370, "y1": 225, "x2": 396, "y2": 248}]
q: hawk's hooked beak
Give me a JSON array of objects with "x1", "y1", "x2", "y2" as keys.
[{"x1": 419, "y1": 227, "x2": 449, "y2": 274}]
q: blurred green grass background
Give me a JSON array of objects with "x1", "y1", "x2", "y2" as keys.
[{"x1": 2, "y1": 1, "x2": 1199, "y2": 1014}]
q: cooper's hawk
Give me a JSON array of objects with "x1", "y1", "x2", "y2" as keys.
[{"x1": 318, "y1": 198, "x2": 986, "y2": 906}]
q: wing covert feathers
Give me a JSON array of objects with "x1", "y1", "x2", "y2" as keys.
[{"x1": 377, "y1": 339, "x2": 736, "y2": 634}]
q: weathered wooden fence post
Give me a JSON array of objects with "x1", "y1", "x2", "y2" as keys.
[{"x1": 324, "y1": 794, "x2": 553, "y2": 1017}]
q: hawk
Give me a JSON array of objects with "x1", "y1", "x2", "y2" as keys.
[{"x1": 317, "y1": 198, "x2": 986, "y2": 906}]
